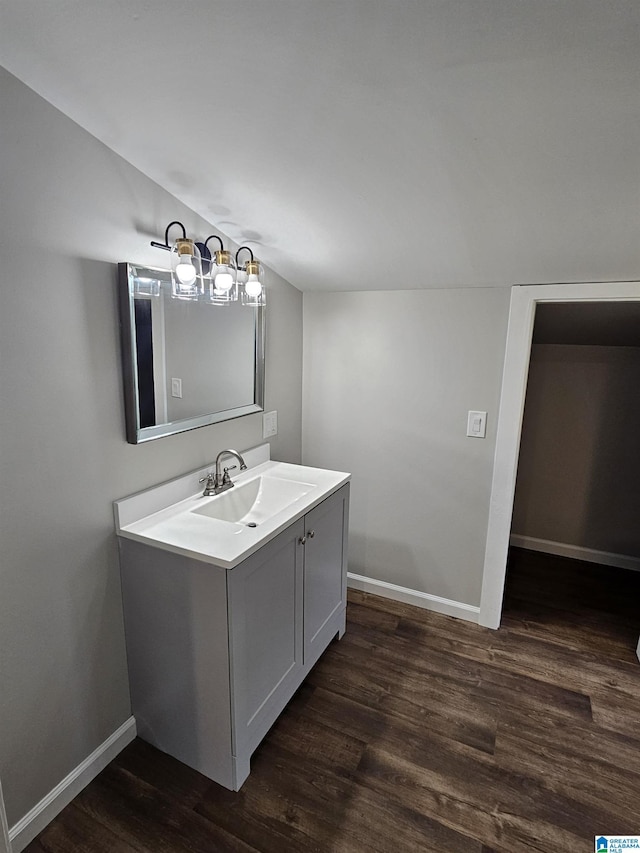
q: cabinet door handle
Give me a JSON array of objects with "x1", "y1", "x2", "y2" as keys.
[
  {"x1": 298, "y1": 536, "x2": 307, "y2": 545},
  {"x1": 307, "y1": 530, "x2": 315, "y2": 538}
]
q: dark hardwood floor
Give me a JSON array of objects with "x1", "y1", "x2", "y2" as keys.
[{"x1": 25, "y1": 548, "x2": 640, "y2": 852}]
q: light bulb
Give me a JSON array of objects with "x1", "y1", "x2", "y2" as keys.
[
  {"x1": 214, "y1": 264, "x2": 233, "y2": 292},
  {"x1": 176, "y1": 253, "x2": 196, "y2": 285},
  {"x1": 245, "y1": 274, "x2": 262, "y2": 298}
]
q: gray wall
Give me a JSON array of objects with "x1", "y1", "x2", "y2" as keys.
[
  {"x1": 162, "y1": 294, "x2": 256, "y2": 421},
  {"x1": 0, "y1": 68, "x2": 302, "y2": 825},
  {"x1": 302, "y1": 288, "x2": 511, "y2": 606},
  {"x1": 512, "y1": 344, "x2": 640, "y2": 557}
]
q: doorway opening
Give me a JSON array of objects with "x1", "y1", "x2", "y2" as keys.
[
  {"x1": 479, "y1": 281, "x2": 640, "y2": 635},
  {"x1": 504, "y1": 298, "x2": 640, "y2": 653}
]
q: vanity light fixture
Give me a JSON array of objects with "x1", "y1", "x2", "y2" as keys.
[
  {"x1": 150, "y1": 220, "x2": 201, "y2": 300},
  {"x1": 236, "y1": 246, "x2": 266, "y2": 307},
  {"x1": 197, "y1": 235, "x2": 238, "y2": 305},
  {"x1": 150, "y1": 223, "x2": 265, "y2": 307},
  {"x1": 174, "y1": 239, "x2": 197, "y2": 287}
]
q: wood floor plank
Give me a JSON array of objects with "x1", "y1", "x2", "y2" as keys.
[
  {"x1": 33, "y1": 801, "x2": 138, "y2": 853},
  {"x1": 113, "y1": 739, "x2": 211, "y2": 810},
  {"x1": 197, "y1": 740, "x2": 486, "y2": 853},
  {"x1": 302, "y1": 668, "x2": 496, "y2": 761},
  {"x1": 357, "y1": 744, "x2": 599, "y2": 853},
  {"x1": 19, "y1": 841, "x2": 48, "y2": 853},
  {"x1": 590, "y1": 687, "x2": 640, "y2": 738},
  {"x1": 504, "y1": 550, "x2": 640, "y2": 618},
  {"x1": 348, "y1": 588, "x2": 496, "y2": 650},
  {"x1": 495, "y1": 703, "x2": 640, "y2": 778},
  {"x1": 494, "y1": 723, "x2": 640, "y2": 829},
  {"x1": 73, "y1": 764, "x2": 260, "y2": 853},
  {"x1": 195, "y1": 754, "x2": 336, "y2": 853},
  {"x1": 23, "y1": 548, "x2": 640, "y2": 853},
  {"x1": 393, "y1": 609, "x2": 640, "y2": 723},
  {"x1": 266, "y1": 708, "x2": 368, "y2": 773},
  {"x1": 487, "y1": 628, "x2": 640, "y2": 701},
  {"x1": 346, "y1": 599, "x2": 400, "y2": 634},
  {"x1": 355, "y1": 618, "x2": 594, "y2": 723},
  {"x1": 501, "y1": 596, "x2": 640, "y2": 662},
  {"x1": 309, "y1": 638, "x2": 498, "y2": 753},
  {"x1": 294, "y1": 679, "x2": 601, "y2": 851}
]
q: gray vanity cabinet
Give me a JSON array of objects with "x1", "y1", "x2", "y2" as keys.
[
  {"x1": 119, "y1": 482, "x2": 349, "y2": 792},
  {"x1": 227, "y1": 518, "x2": 305, "y2": 768},
  {"x1": 303, "y1": 487, "x2": 350, "y2": 666}
]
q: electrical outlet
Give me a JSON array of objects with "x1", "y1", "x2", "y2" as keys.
[{"x1": 263, "y1": 410, "x2": 278, "y2": 438}]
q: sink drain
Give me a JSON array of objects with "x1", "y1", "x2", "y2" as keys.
[{"x1": 246, "y1": 522, "x2": 258, "y2": 528}]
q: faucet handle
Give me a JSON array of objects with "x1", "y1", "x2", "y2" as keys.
[
  {"x1": 222, "y1": 465, "x2": 237, "y2": 485},
  {"x1": 199, "y1": 472, "x2": 217, "y2": 495}
]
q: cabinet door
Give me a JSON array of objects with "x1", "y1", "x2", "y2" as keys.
[
  {"x1": 303, "y1": 484, "x2": 349, "y2": 665},
  {"x1": 228, "y1": 520, "x2": 304, "y2": 758}
]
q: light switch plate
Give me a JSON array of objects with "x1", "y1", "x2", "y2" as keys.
[
  {"x1": 467, "y1": 410, "x2": 487, "y2": 438},
  {"x1": 171, "y1": 378, "x2": 183, "y2": 399},
  {"x1": 263, "y1": 410, "x2": 278, "y2": 438}
]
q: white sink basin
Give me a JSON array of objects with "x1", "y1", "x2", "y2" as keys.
[
  {"x1": 114, "y1": 451, "x2": 350, "y2": 569},
  {"x1": 191, "y1": 475, "x2": 314, "y2": 525}
]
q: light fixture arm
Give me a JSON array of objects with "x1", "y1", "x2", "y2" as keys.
[
  {"x1": 150, "y1": 220, "x2": 188, "y2": 251},
  {"x1": 204, "y1": 235, "x2": 225, "y2": 253},
  {"x1": 236, "y1": 246, "x2": 255, "y2": 265}
]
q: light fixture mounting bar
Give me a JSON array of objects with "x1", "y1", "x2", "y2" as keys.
[{"x1": 150, "y1": 220, "x2": 188, "y2": 251}]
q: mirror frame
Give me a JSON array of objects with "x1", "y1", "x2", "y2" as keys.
[{"x1": 117, "y1": 262, "x2": 265, "y2": 444}]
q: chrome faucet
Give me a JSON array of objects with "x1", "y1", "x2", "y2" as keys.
[{"x1": 200, "y1": 449, "x2": 248, "y2": 496}]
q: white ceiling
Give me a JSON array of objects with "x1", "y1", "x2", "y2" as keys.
[{"x1": 0, "y1": 0, "x2": 638, "y2": 292}]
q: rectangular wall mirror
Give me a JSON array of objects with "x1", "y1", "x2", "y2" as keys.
[{"x1": 118, "y1": 263, "x2": 265, "y2": 444}]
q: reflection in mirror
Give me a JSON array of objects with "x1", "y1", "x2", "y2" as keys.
[{"x1": 118, "y1": 263, "x2": 265, "y2": 444}]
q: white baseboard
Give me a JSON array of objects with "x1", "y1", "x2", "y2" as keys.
[
  {"x1": 347, "y1": 573, "x2": 480, "y2": 623},
  {"x1": 9, "y1": 716, "x2": 136, "y2": 852},
  {"x1": 510, "y1": 534, "x2": 640, "y2": 573}
]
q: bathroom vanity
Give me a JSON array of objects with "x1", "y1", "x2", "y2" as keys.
[{"x1": 114, "y1": 446, "x2": 350, "y2": 790}]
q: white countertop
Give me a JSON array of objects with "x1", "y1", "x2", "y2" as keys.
[{"x1": 114, "y1": 455, "x2": 350, "y2": 569}]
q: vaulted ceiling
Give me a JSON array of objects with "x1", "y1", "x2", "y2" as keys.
[{"x1": 0, "y1": 0, "x2": 638, "y2": 291}]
